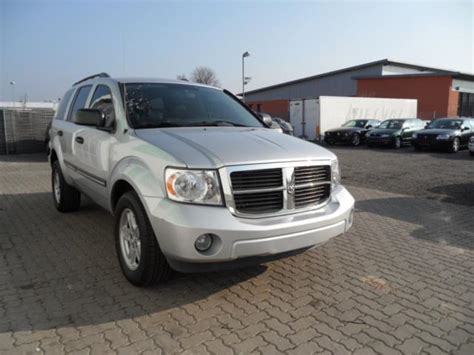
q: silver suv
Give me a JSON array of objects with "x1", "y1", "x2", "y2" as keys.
[{"x1": 49, "y1": 73, "x2": 355, "y2": 286}]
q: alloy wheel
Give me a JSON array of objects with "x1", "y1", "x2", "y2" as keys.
[{"x1": 119, "y1": 208, "x2": 142, "y2": 271}]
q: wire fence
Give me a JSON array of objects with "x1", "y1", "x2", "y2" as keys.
[{"x1": 0, "y1": 108, "x2": 54, "y2": 155}]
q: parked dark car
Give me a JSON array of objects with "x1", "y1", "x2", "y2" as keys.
[
  {"x1": 324, "y1": 119, "x2": 380, "y2": 146},
  {"x1": 412, "y1": 118, "x2": 474, "y2": 153},
  {"x1": 366, "y1": 118, "x2": 425, "y2": 149},
  {"x1": 271, "y1": 116, "x2": 294, "y2": 136}
]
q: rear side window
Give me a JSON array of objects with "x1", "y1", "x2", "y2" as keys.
[
  {"x1": 90, "y1": 85, "x2": 116, "y2": 128},
  {"x1": 54, "y1": 89, "x2": 74, "y2": 120},
  {"x1": 68, "y1": 85, "x2": 92, "y2": 121}
]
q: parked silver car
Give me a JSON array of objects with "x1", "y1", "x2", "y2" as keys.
[{"x1": 49, "y1": 73, "x2": 355, "y2": 286}]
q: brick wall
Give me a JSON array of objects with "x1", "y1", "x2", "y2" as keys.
[
  {"x1": 0, "y1": 108, "x2": 54, "y2": 154},
  {"x1": 357, "y1": 76, "x2": 454, "y2": 120},
  {"x1": 247, "y1": 100, "x2": 290, "y2": 120}
]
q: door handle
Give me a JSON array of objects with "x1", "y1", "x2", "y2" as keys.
[
  {"x1": 57, "y1": 130, "x2": 63, "y2": 136},
  {"x1": 75, "y1": 136, "x2": 84, "y2": 144}
]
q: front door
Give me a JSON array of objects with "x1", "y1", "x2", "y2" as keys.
[{"x1": 71, "y1": 84, "x2": 118, "y2": 208}]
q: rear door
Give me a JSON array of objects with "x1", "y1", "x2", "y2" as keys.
[
  {"x1": 60, "y1": 85, "x2": 93, "y2": 181},
  {"x1": 71, "y1": 84, "x2": 118, "y2": 208}
]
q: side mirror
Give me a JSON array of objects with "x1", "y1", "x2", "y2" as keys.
[
  {"x1": 462, "y1": 126, "x2": 470, "y2": 132},
  {"x1": 259, "y1": 113, "x2": 273, "y2": 128},
  {"x1": 366, "y1": 125, "x2": 372, "y2": 129},
  {"x1": 74, "y1": 109, "x2": 104, "y2": 126}
]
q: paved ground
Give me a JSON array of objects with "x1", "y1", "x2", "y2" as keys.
[{"x1": 0, "y1": 148, "x2": 473, "y2": 354}]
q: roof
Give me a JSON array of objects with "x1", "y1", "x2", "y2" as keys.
[
  {"x1": 74, "y1": 75, "x2": 221, "y2": 90},
  {"x1": 242, "y1": 59, "x2": 474, "y2": 96}
]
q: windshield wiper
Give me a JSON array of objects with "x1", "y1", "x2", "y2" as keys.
[
  {"x1": 189, "y1": 120, "x2": 250, "y2": 127},
  {"x1": 135, "y1": 122, "x2": 183, "y2": 129}
]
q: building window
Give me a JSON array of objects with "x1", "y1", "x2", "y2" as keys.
[{"x1": 458, "y1": 92, "x2": 474, "y2": 117}]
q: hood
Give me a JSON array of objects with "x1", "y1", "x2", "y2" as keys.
[
  {"x1": 418, "y1": 128, "x2": 459, "y2": 135},
  {"x1": 134, "y1": 127, "x2": 335, "y2": 168},
  {"x1": 326, "y1": 127, "x2": 363, "y2": 133},
  {"x1": 369, "y1": 128, "x2": 399, "y2": 135}
]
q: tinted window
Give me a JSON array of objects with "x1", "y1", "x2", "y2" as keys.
[
  {"x1": 54, "y1": 89, "x2": 74, "y2": 120},
  {"x1": 90, "y1": 85, "x2": 115, "y2": 127},
  {"x1": 68, "y1": 85, "x2": 92, "y2": 121},
  {"x1": 124, "y1": 83, "x2": 263, "y2": 129},
  {"x1": 429, "y1": 119, "x2": 463, "y2": 129},
  {"x1": 378, "y1": 120, "x2": 403, "y2": 129},
  {"x1": 342, "y1": 120, "x2": 367, "y2": 128}
]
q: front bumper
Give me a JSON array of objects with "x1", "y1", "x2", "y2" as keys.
[
  {"x1": 325, "y1": 133, "x2": 352, "y2": 143},
  {"x1": 413, "y1": 138, "x2": 453, "y2": 150},
  {"x1": 366, "y1": 136, "x2": 394, "y2": 146},
  {"x1": 144, "y1": 185, "x2": 354, "y2": 272}
]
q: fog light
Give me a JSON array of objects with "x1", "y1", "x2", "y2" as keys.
[{"x1": 195, "y1": 234, "x2": 213, "y2": 252}]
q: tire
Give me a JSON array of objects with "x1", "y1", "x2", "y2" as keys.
[
  {"x1": 450, "y1": 138, "x2": 460, "y2": 153},
  {"x1": 414, "y1": 145, "x2": 422, "y2": 151},
  {"x1": 367, "y1": 143, "x2": 374, "y2": 148},
  {"x1": 52, "y1": 161, "x2": 81, "y2": 212},
  {"x1": 115, "y1": 191, "x2": 171, "y2": 287},
  {"x1": 351, "y1": 133, "x2": 361, "y2": 146},
  {"x1": 470, "y1": 151, "x2": 474, "y2": 156},
  {"x1": 393, "y1": 137, "x2": 402, "y2": 149}
]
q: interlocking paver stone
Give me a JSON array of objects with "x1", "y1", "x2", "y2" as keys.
[{"x1": 1, "y1": 149, "x2": 473, "y2": 354}]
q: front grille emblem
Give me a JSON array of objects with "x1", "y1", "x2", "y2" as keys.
[{"x1": 287, "y1": 171, "x2": 296, "y2": 195}]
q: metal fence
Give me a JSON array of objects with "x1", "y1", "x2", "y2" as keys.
[{"x1": 0, "y1": 108, "x2": 54, "y2": 155}]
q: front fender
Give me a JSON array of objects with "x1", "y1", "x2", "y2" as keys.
[{"x1": 109, "y1": 156, "x2": 166, "y2": 204}]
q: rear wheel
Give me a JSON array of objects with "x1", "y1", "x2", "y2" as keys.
[
  {"x1": 450, "y1": 138, "x2": 460, "y2": 153},
  {"x1": 351, "y1": 133, "x2": 361, "y2": 146},
  {"x1": 115, "y1": 191, "x2": 171, "y2": 287},
  {"x1": 52, "y1": 161, "x2": 81, "y2": 212}
]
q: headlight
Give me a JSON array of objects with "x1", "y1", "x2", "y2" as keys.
[
  {"x1": 436, "y1": 134, "x2": 451, "y2": 140},
  {"x1": 165, "y1": 168, "x2": 223, "y2": 205},
  {"x1": 469, "y1": 136, "x2": 474, "y2": 143},
  {"x1": 331, "y1": 160, "x2": 341, "y2": 188},
  {"x1": 381, "y1": 134, "x2": 391, "y2": 138},
  {"x1": 412, "y1": 133, "x2": 418, "y2": 139}
]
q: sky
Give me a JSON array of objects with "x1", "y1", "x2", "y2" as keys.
[{"x1": 0, "y1": 0, "x2": 473, "y2": 101}]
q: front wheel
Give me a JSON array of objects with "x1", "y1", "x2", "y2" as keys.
[
  {"x1": 450, "y1": 138, "x2": 460, "y2": 153},
  {"x1": 393, "y1": 137, "x2": 402, "y2": 149},
  {"x1": 351, "y1": 133, "x2": 361, "y2": 146},
  {"x1": 52, "y1": 161, "x2": 81, "y2": 212},
  {"x1": 115, "y1": 191, "x2": 171, "y2": 287}
]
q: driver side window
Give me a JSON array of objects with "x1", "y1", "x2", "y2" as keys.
[{"x1": 90, "y1": 85, "x2": 115, "y2": 128}]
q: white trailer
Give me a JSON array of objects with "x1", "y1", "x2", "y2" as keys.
[{"x1": 290, "y1": 96, "x2": 418, "y2": 140}]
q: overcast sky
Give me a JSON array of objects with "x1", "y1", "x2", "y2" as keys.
[{"x1": 0, "y1": 0, "x2": 473, "y2": 101}]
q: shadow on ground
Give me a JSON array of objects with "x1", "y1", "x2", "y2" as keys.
[
  {"x1": 0, "y1": 192, "x2": 266, "y2": 333},
  {"x1": 357, "y1": 196, "x2": 474, "y2": 251}
]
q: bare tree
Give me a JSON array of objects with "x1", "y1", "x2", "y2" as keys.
[
  {"x1": 190, "y1": 66, "x2": 220, "y2": 87},
  {"x1": 176, "y1": 73, "x2": 188, "y2": 81}
]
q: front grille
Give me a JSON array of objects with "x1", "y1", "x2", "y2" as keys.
[
  {"x1": 234, "y1": 190, "x2": 283, "y2": 213},
  {"x1": 417, "y1": 134, "x2": 437, "y2": 144},
  {"x1": 229, "y1": 164, "x2": 331, "y2": 215},
  {"x1": 231, "y1": 168, "x2": 282, "y2": 191},
  {"x1": 294, "y1": 166, "x2": 330, "y2": 185},
  {"x1": 295, "y1": 184, "x2": 331, "y2": 208}
]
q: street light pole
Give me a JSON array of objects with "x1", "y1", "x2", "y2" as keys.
[
  {"x1": 242, "y1": 51, "x2": 250, "y2": 102},
  {"x1": 9, "y1": 81, "x2": 16, "y2": 108}
]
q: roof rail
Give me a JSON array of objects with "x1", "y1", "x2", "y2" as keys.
[{"x1": 73, "y1": 72, "x2": 110, "y2": 86}]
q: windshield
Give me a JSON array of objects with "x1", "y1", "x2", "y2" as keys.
[
  {"x1": 428, "y1": 119, "x2": 463, "y2": 129},
  {"x1": 378, "y1": 120, "x2": 403, "y2": 129},
  {"x1": 124, "y1": 83, "x2": 264, "y2": 129},
  {"x1": 342, "y1": 120, "x2": 368, "y2": 128}
]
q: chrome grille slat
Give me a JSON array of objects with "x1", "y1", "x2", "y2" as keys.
[{"x1": 228, "y1": 163, "x2": 332, "y2": 216}]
